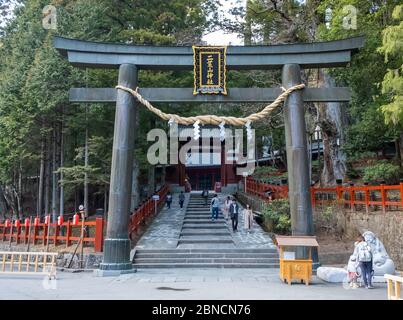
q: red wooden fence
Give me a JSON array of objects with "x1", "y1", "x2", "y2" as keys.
[
  {"x1": 245, "y1": 177, "x2": 403, "y2": 212},
  {"x1": 129, "y1": 185, "x2": 169, "y2": 239},
  {"x1": 0, "y1": 217, "x2": 104, "y2": 252}
]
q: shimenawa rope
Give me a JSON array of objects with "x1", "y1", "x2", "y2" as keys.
[{"x1": 115, "y1": 83, "x2": 305, "y2": 126}]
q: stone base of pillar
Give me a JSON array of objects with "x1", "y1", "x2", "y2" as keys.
[
  {"x1": 98, "y1": 238, "x2": 133, "y2": 272},
  {"x1": 93, "y1": 268, "x2": 137, "y2": 277}
]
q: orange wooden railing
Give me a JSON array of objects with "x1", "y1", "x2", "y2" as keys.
[
  {"x1": 129, "y1": 185, "x2": 169, "y2": 239},
  {"x1": 245, "y1": 177, "x2": 403, "y2": 212},
  {"x1": 245, "y1": 177, "x2": 289, "y2": 200},
  {"x1": 0, "y1": 217, "x2": 104, "y2": 252}
]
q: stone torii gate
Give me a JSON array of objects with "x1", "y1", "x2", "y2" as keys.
[{"x1": 54, "y1": 36, "x2": 364, "y2": 274}]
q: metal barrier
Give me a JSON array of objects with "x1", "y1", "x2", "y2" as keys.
[
  {"x1": 385, "y1": 274, "x2": 402, "y2": 300},
  {"x1": 0, "y1": 251, "x2": 57, "y2": 279}
]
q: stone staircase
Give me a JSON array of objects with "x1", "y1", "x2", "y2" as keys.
[
  {"x1": 132, "y1": 248, "x2": 279, "y2": 268},
  {"x1": 133, "y1": 193, "x2": 279, "y2": 268},
  {"x1": 179, "y1": 194, "x2": 233, "y2": 246}
]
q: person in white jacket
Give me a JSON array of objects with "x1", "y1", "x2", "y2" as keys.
[{"x1": 353, "y1": 235, "x2": 374, "y2": 289}]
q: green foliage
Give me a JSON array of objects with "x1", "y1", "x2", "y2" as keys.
[
  {"x1": 262, "y1": 199, "x2": 291, "y2": 234},
  {"x1": 342, "y1": 106, "x2": 395, "y2": 157},
  {"x1": 362, "y1": 160, "x2": 401, "y2": 184},
  {"x1": 378, "y1": 4, "x2": 403, "y2": 127},
  {"x1": 252, "y1": 166, "x2": 277, "y2": 179}
]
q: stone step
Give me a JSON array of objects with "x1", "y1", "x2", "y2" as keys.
[
  {"x1": 182, "y1": 224, "x2": 228, "y2": 229},
  {"x1": 183, "y1": 220, "x2": 226, "y2": 224},
  {"x1": 134, "y1": 258, "x2": 279, "y2": 264},
  {"x1": 178, "y1": 238, "x2": 233, "y2": 244},
  {"x1": 135, "y1": 253, "x2": 279, "y2": 258},
  {"x1": 185, "y1": 212, "x2": 213, "y2": 215},
  {"x1": 184, "y1": 216, "x2": 224, "y2": 220},
  {"x1": 186, "y1": 207, "x2": 211, "y2": 209},
  {"x1": 180, "y1": 231, "x2": 229, "y2": 236},
  {"x1": 135, "y1": 248, "x2": 278, "y2": 254},
  {"x1": 133, "y1": 263, "x2": 280, "y2": 268}
]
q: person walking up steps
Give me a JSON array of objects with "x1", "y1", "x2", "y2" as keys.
[
  {"x1": 210, "y1": 194, "x2": 219, "y2": 221},
  {"x1": 229, "y1": 198, "x2": 239, "y2": 232},
  {"x1": 179, "y1": 191, "x2": 185, "y2": 208},
  {"x1": 166, "y1": 192, "x2": 172, "y2": 209}
]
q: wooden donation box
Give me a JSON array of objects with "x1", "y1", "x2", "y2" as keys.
[{"x1": 275, "y1": 235, "x2": 319, "y2": 285}]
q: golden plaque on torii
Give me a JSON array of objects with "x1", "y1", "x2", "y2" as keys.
[{"x1": 193, "y1": 46, "x2": 227, "y2": 95}]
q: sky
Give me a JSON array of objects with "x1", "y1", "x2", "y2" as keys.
[
  {"x1": 1, "y1": 0, "x2": 246, "y2": 45},
  {"x1": 202, "y1": 0, "x2": 246, "y2": 45}
]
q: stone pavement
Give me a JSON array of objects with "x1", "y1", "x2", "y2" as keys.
[
  {"x1": 134, "y1": 192, "x2": 190, "y2": 250},
  {"x1": 0, "y1": 268, "x2": 388, "y2": 300}
]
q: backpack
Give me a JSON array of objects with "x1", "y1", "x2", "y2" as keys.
[
  {"x1": 357, "y1": 242, "x2": 372, "y2": 262},
  {"x1": 166, "y1": 194, "x2": 172, "y2": 202}
]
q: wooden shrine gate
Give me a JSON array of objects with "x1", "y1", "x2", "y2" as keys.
[{"x1": 54, "y1": 36, "x2": 364, "y2": 273}]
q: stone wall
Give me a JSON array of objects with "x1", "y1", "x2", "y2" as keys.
[
  {"x1": 235, "y1": 191, "x2": 266, "y2": 212},
  {"x1": 321, "y1": 208, "x2": 403, "y2": 270},
  {"x1": 0, "y1": 243, "x2": 103, "y2": 269},
  {"x1": 236, "y1": 191, "x2": 403, "y2": 269}
]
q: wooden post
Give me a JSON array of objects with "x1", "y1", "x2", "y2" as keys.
[
  {"x1": 364, "y1": 184, "x2": 369, "y2": 213},
  {"x1": 400, "y1": 182, "x2": 403, "y2": 210},
  {"x1": 24, "y1": 224, "x2": 29, "y2": 244},
  {"x1": 380, "y1": 184, "x2": 386, "y2": 214},
  {"x1": 66, "y1": 220, "x2": 72, "y2": 248},
  {"x1": 16, "y1": 225, "x2": 21, "y2": 245},
  {"x1": 311, "y1": 188, "x2": 316, "y2": 209},
  {"x1": 94, "y1": 217, "x2": 104, "y2": 252},
  {"x1": 349, "y1": 184, "x2": 355, "y2": 211},
  {"x1": 33, "y1": 224, "x2": 38, "y2": 245},
  {"x1": 395, "y1": 281, "x2": 401, "y2": 300},
  {"x1": 387, "y1": 279, "x2": 393, "y2": 300},
  {"x1": 53, "y1": 223, "x2": 59, "y2": 247},
  {"x1": 43, "y1": 223, "x2": 48, "y2": 246},
  {"x1": 1, "y1": 224, "x2": 5, "y2": 241}
]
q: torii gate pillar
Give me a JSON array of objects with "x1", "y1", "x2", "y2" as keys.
[
  {"x1": 98, "y1": 64, "x2": 138, "y2": 274},
  {"x1": 282, "y1": 64, "x2": 317, "y2": 263}
]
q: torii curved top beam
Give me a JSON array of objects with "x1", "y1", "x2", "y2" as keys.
[{"x1": 53, "y1": 36, "x2": 364, "y2": 70}]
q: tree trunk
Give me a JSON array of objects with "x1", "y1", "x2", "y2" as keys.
[
  {"x1": 317, "y1": 71, "x2": 347, "y2": 185},
  {"x1": 17, "y1": 160, "x2": 22, "y2": 218},
  {"x1": 44, "y1": 139, "x2": 50, "y2": 217},
  {"x1": 84, "y1": 105, "x2": 89, "y2": 218},
  {"x1": 59, "y1": 118, "x2": 64, "y2": 216},
  {"x1": 38, "y1": 137, "x2": 45, "y2": 217},
  {"x1": 397, "y1": 132, "x2": 403, "y2": 167},
  {"x1": 147, "y1": 166, "x2": 155, "y2": 197},
  {"x1": 0, "y1": 186, "x2": 8, "y2": 218},
  {"x1": 51, "y1": 126, "x2": 57, "y2": 222},
  {"x1": 244, "y1": 0, "x2": 252, "y2": 45}
]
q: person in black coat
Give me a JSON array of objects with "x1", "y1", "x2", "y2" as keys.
[{"x1": 229, "y1": 198, "x2": 240, "y2": 232}]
